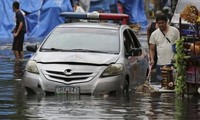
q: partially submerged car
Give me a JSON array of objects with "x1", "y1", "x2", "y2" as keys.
[{"x1": 23, "y1": 12, "x2": 149, "y2": 95}]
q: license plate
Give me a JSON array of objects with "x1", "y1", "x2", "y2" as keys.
[{"x1": 55, "y1": 86, "x2": 80, "y2": 95}]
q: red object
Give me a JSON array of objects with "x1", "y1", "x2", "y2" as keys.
[
  {"x1": 117, "y1": 3, "x2": 127, "y2": 24},
  {"x1": 117, "y1": 3, "x2": 123, "y2": 13},
  {"x1": 186, "y1": 67, "x2": 200, "y2": 83},
  {"x1": 99, "y1": 13, "x2": 129, "y2": 21}
]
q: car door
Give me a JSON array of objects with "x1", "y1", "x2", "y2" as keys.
[
  {"x1": 127, "y1": 29, "x2": 148, "y2": 84},
  {"x1": 123, "y1": 29, "x2": 140, "y2": 86}
]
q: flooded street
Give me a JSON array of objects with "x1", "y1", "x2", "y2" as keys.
[{"x1": 0, "y1": 42, "x2": 200, "y2": 120}]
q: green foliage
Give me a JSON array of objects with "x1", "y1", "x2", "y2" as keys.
[
  {"x1": 175, "y1": 97, "x2": 187, "y2": 119},
  {"x1": 174, "y1": 37, "x2": 186, "y2": 95}
]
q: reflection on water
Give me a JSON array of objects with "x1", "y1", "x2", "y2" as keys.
[
  {"x1": 0, "y1": 51, "x2": 200, "y2": 119},
  {"x1": 0, "y1": 58, "x2": 26, "y2": 119}
]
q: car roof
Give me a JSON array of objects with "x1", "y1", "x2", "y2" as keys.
[{"x1": 58, "y1": 22, "x2": 123, "y2": 30}]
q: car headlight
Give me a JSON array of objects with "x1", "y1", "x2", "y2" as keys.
[
  {"x1": 25, "y1": 60, "x2": 39, "y2": 74},
  {"x1": 100, "y1": 64, "x2": 123, "y2": 77}
]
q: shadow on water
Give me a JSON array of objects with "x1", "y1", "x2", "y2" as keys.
[{"x1": 0, "y1": 49, "x2": 200, "y2": 119}]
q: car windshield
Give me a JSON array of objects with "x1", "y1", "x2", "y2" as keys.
[
  {"x1": 41, "y1": 27, "x2": 119, "y2": 54},
  {"x1": 175, "y1": 0, "x2": 200, "y2": 13}
]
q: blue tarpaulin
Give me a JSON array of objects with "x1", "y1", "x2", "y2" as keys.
[
  {"x1": 89, "y1": 0, "x2": 147, "y2": 26},
  {"x1": 89, "y1": 0, "x2": 116, "y2": 13},
  {"x1": 0, "y1": 0, "x2": 73, "y2": 43},
  {"x1": 123, "y1": 0, "x2": 147, "y2": 27},
  {"x1": 0, "y1": 0, "x2": 147, "y2": 44}
]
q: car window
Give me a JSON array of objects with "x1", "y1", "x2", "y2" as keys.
[
  {"x1": 123, "y1": 29, "x2": 134, "y2": 54},
  {"x1": 127, "y1": 29, "x2": 141, "y2": 48},
  {"x1": 41, "y1": 27, "x2": 120, "y2": 54}
]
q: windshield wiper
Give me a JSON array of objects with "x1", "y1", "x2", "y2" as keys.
[
  {"x1": 69, "y1": 49, "x2": 112, "y2": 54},
  {"x1": 40, "y1": 48, "x2": 117, "y2": 54},
  {"x1": 40, "y1": 48, "x2": 67, "y2": 51}
]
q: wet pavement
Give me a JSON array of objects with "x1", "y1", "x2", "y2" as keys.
[{"x1": 0, "y1": 37, "x2": 200, "y2": 119}]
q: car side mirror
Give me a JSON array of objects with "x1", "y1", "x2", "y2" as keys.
[
  {"x1": 131, "y1": 48, "x2": 142, "y2": 56},
  {"x1": 26, "y1": 45, "x2": 37, "y2": 52}
]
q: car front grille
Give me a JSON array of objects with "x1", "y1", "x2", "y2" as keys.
[{"x1": 42, "y1": 70, "x2": 97, "y2": 84}]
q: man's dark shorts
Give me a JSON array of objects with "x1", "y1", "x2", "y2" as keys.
[{"x1": 12, "y1": 31, "x2": 25, "y2": 51}]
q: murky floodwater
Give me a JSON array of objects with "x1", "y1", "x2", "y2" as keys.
[{"x1": 1, "y1": 43, "x2": 200, "y2": 120}]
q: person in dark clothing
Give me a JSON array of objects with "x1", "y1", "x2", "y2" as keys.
[
  {"x1": 147, "y1": 10, "x2": 162, "y2": 70},
  {"x1": 163, "y1": 6, "x2": 173, "y2": 23},
  {"x1": 12, "y1": 1, "x2": 26, "y2": 62}
]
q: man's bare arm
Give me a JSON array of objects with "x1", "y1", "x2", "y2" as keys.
[{"x1": 149, "y1": 43, "x2": 155, "y2": 66}]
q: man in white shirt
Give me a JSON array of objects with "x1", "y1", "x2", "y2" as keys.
[
  {"x1": 149, "y1": 13, "x2": 180, "y2": 81},
  {"x1": 72, "y1": 1, "x2": 87, "y2": 22}
]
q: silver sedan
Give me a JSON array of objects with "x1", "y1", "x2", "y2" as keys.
[{"x1": 23, "y1": 13, "x2": 149, "y2": 95}]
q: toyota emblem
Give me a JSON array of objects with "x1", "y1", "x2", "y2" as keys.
[{"x1": 64, "y1": 69, "x2": 73, "y2": 76}]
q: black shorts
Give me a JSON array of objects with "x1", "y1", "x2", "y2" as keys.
[{"x1": 12, "y1": 31, "x2": 25, "y2": 51}]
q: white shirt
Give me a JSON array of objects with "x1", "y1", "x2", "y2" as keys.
[
  {"x1": 74, "y1": 6, "x2": 87, "y2": 22},
  {"x1": 79, "y1": 0, "x2": 90, "y2": 12},
  {"x1": 74, "y1": 6, "x2": 85, "y2": 13},
  {"x1": 149, "y1": 25, "x2": 180, "y2": 65}
]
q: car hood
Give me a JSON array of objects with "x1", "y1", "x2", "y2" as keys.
[{"x1": 33, "y1": 52, "x2": 119, "y2": 65}]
